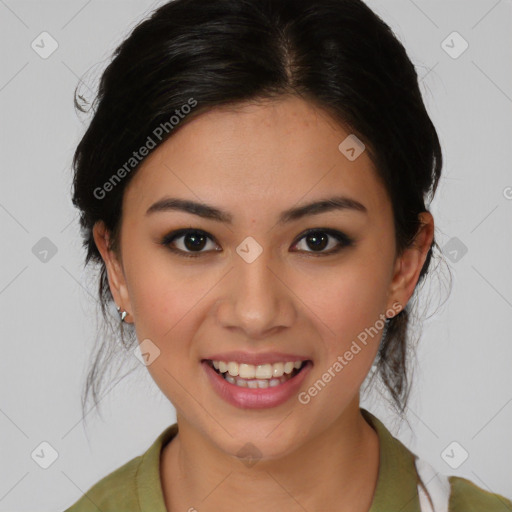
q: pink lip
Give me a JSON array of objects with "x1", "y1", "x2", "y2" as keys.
[
  {"x1": 202, "y1": 360, "x2": 312, "y2": 409},
  {"x1": 203, "y1": 351, "x2": 309, "y2": 365}
]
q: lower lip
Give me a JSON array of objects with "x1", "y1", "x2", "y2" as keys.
[{"x1": 202, "y1": 361, "x2": 312, "y2": 409}]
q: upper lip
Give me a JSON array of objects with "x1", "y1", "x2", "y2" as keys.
[{"x1": 203, "y1": 351, "x2": 310, "y2": 366}]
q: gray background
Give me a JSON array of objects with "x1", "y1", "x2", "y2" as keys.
[{"x1": 0, "y1": 0, "x2": 511, "y2": 510}]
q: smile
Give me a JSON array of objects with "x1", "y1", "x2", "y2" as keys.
[
  {"x1": 202, "y1": 358, "x2": 312, "y2": 409},
  {"x1": 208, "y1": 359, "x2": 306, "y2": 388}
]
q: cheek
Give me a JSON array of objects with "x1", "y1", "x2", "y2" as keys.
[
  {"x1": 125, "y1": 246, "x2": 211, "y2": 338},
  {"x1": 297, "y1": 269, "x2": 388, "y2": 416},
  {"x1": 120, "y1": 254, "x2": 205, "y2": 384},
  {"x1": 125, "y1": 262, "x2": 209, "y2": 408},
  {"x1": 304, "y1": 259, "x2": 390, "y2": 368}
]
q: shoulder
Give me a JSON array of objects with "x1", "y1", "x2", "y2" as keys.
[
  {"x1": 449, "y1": 475, "x2": 512, "y2": 512},
  {"x1": 61, "y1": 423, "x2": 178, "y2": 512},
  {"x1": 62, "y1": 454, "x2": 143, "y2": 512}
]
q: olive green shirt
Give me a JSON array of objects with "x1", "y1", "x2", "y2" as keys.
[{"x1": 63, "y1": 408, "x2": 512, "y2": 511}]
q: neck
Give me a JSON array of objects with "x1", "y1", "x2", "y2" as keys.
[{"x1": 160, "y1": 400, "x2": 380, "y2": 512}]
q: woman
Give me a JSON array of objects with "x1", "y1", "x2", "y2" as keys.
[{"x1": 64, "y1": 0, "x2": 512, "y2": 510}]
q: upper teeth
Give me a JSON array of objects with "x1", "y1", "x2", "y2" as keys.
[{"x1": 212, "y1": 360, "x2": 303, "y2": 379}]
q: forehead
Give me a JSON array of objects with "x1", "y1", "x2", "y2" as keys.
[{"x1": 123, "y1": 96, "x2": 390, "y2": 222}]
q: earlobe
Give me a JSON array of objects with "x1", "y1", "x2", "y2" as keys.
[{"x1": 92, "y1": 221, "x2": 133, "y2": 321}]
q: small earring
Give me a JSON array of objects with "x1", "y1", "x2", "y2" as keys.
[{"x1": 116, "y1": 305, "x2": 128, "y2": 322}]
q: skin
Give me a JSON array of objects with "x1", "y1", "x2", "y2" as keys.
[{"x1": 93, "y1": 95, "x2": 434, "y2": 511}]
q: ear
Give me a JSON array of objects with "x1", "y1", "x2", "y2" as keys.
[
  {"x1": 92, "y1": 220, "x2": 134, "y2": 324},
  {"x1": 385, "y1": 211, "x2": 434, "y2": 317}
]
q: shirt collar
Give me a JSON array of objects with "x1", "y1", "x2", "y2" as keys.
[
  {"x1": 137, "y1": 422, "x2": 177, "y2": 512},
  {"x1": 362, "y1": 408, "x2": 422, "y2": 512},
  {"x1": 137, "y1": 408, "x2": 421, "y2": 512}
]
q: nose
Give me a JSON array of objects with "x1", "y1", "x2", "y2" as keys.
[{"x1": 214, "y1": 248, "x2": 296, "y2": 339}]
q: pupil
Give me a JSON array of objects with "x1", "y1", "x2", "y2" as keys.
[
  {"x1": 307, "y1": 232, "x2": 327, "y2": 251},
  {"x1": 185, "y1": 232, "x2": 206, "y2": 251}
]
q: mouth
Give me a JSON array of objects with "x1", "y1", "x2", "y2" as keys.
[{"x1": 204, "y1": 359, "x2": 310, "y2": 388}]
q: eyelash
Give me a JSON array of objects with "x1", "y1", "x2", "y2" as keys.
[{"x1": 160, "y1": 228, "x2": 354, "y2": 259}]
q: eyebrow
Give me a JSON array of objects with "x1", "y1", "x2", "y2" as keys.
[{"x1": 145, "y1": 195, "x2": 367, "y2": 224}]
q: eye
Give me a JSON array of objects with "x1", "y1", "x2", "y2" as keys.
[
  {"x1": 160, "y1": 228, "x2": 220, "y2": 258},
  {"x1": 291, "y1": 228, "x2": 354, "y2": 255},
  {"x1": 160, "y1": 227, "x2": 354, "y2": 258}
]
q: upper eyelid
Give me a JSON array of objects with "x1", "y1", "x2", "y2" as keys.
[{"x1": 164, "y1": 228, "x2": 219, "y2": 244}]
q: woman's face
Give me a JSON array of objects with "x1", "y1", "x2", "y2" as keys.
[{"x1": 94, "y1": 96, "x2": 432, "y2": 459}]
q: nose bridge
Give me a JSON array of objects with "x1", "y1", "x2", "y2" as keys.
[{"x1": 218, "y1": 238, "x2": 294, "y2": 336}]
